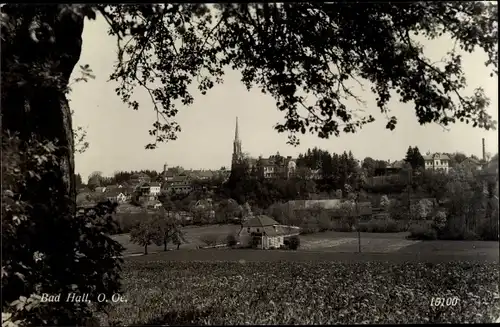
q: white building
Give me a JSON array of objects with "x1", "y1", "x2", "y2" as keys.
[
  {"x1": 237, "y1": 215, "x2": 300, "y2": 249},
  {"x1": 149, "y1": 182, "x2": 162, "y2": 196},
  {"x1": 423, "y1": 153, "x2": 450, "y2": 174}
]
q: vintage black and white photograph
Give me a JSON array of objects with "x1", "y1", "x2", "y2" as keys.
[{"x1": 1, "y1": 2, "x2": 499, "y2": 326}]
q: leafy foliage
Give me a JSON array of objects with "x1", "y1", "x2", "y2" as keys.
[
  {"x1": 362, "y1": 157, "x2": 388, "y2": 178},
  {"x1": 97, "y1": 3, "x2": 499, "y2": 148},
  {"x1": 129, "y1": 215, "x2": 164, "y2": 254},
  {"x1": 1, "y1": 135, "x2": 124, "y2": 326},
  {"x1": 358, "y1": 218, "x2": 405, "y2": 233},
  {"x1": 410, "y1": 198, "x2": 434, "y2": 220},
  {"x1": 404, "y1": 146, "x2": 425, "y2": 170},
  {"x1": 408, "y1": 225, "x2": 438, "y2": 240},
  {"x1": 379, "y1": 195, "x2": 390, "y2": 209},
  {"x1": 432, "y1": 211, "x2": 447, "y2": 231},
  {"x1": 154, "y1": 208, "x2": 186, "y2": 251}
]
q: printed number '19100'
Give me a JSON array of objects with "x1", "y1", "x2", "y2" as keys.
[{"x1": 430, "y1": 297, "x2": 459, "y2": 307}]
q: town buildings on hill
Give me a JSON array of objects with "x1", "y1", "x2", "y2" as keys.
[{"x1": 231, "y1": 117, "x2": 299, "y2": 179}]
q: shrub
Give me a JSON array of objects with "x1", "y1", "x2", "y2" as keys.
[
  {"x1": 288, "y1": 235, "x2": 301, "y2": 250},
  {"x1": 200, "y1": 233, "x2": 219, "y2": 247},
  {"x1": 300, "y1": 221, "x2": 320, "y2": 234},
  {"x1": 2, "y1": 135, "x2": 124, "y2": 326},
  {"x1": 380, "y1": 195, "x2": 390, "y2": 209},
  {"x1": 317, "y1": 212, "x2": 333, "y2": 232},
  {"x1": 358, "y1": 218, "x2": 404, "y2": 233},
  {"x1": 331, "y1": 220, "x2": 353, "y2": 232},
  {"x1": 476, "y1": 215, "x2": 499, "y2": 241},
  {"x1": 408, "y1": 225, "x2": 437, "y2": 240},
  {"x1": 388, "y1": 201, "x2": 410, "y2": 221},
  {"x1": 226, "y1": 234, "x2": 238, "y2": 247},
  {"x1": 431, "y1": 211, "x2": 447, "y2": 231}
]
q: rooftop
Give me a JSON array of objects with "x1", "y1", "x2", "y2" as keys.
[
  {"x1": 242, "y1": 215, "x2": 279, "y2": 227},
  {"x1": 423, "y1": 153, "x2": 450, "y2": 161}
]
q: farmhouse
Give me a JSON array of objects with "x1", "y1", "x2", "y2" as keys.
[
  {"x1": 105, "y1": 190, "x2": 127, "y2": 203},
  {"x1": 238, "y1": 215, "x2": 300, "y2": 250}
]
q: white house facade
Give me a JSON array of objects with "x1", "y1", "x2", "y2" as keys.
[
  {"x1": 149, "y1": 182, "x2": 162, "y2": 196},
  {"x1": 238, "y1": 215, "x2": 300, "y2": 249},
  {"x1": 423, "y1": 153, "x2": 450, "y2": 174}
]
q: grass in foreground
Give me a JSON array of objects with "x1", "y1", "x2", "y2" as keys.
[{"x1": 102, "y1": 261, "x2": 499, "y2": 325}]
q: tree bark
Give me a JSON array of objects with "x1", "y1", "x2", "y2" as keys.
[
  {"x1": 144, "y1": 244, "x2": 148, "y2": 255},
  {"x1": 1, "y1": 5, "x2": 84, "y2": 213}
]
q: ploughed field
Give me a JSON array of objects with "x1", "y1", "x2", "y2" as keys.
[{"x1": 100, "y1": 260, "x2": 500, "y2": 325}]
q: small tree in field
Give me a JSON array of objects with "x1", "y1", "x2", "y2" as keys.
[
  {"x1": 171, "y1": 229, "x2": 187, "y2": 250},
  {"x1": 130, "y1": 216, "x2": 163, "y2": 255},
  {"x1": 200, "y1": 233, "x2": 219, "y2": 247},
  {"x1": 154, "y1": 207, "x2": 185, "y2": 251}
]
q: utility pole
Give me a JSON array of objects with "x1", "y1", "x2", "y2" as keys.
[
  {"x1": 407, "y1": 167, "x2": 412, "y2": 222},
  {"x1": 356, "y1": 193, "x2": 361, "y2": 253}
]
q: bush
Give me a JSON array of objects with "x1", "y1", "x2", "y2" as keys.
[
  {"x1": 226, "y1": 234, "x2": 238, "y2": 247},
  {"x1": 431, "y1": 211, "x2": 447, "y2": 231},
  {"x1": 288, "y1": 235, "x2": 301, "y2": 250},
  {"x1": 200, "y1": 233, "x2": 219, "y2": 247},
  {"x1": 2, "y1": 135, "x2": 124, "y2": 326},
  {"x1": 388, "y1": 200, "x2": 410, "y2": 221},
  {"x1": 331, "y1": 220, "x2": 353, "y2": 232},
  {"x1": 358, "y1": 218, "x2": 405, "y2": 233},
  {"x1": 408, "y1": 225, "x2": 437, "y2": 240},
  {"x1": 317, "y1": 212, "x2": 333, "y2": 232},
  {"x1": 380, "y1": 195, "x2": 390, "y2": 209},
  {"x1": 300, "y1": 221, "x2": 320, "y2": 234},
  {"x1": 476, "y1": 216, "x2": 499, "y2": 241}
]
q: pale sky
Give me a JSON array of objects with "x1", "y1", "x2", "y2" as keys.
[{"x1": 70, "y1": 14, "x2": 498, "y2": 181}]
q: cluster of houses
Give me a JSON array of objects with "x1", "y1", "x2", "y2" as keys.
[{"x1": 365, "y1": 149, "x2": 491, "y2": 187}]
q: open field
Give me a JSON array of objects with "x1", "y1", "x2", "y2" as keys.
[
  {"x1": 112, "y1": 224, "x2": 241, "y2": 254},
  {"x1": 113, "y1": 224, "x2": 499, "y2": 257},
  {"x1": 99, "y1": 260, "x2": 500, "y2": 325},
  {"x1": 126, "y1": 245, "x2": 499, "y2": 264}
]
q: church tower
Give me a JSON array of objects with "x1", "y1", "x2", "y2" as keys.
[{"x1": 232, "y1": 117, "x2": 243, "y2": 168}]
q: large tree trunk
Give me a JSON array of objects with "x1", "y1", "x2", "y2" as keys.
[{"x1": 1, "y1": 5, "x2": 84, "y2": 212}]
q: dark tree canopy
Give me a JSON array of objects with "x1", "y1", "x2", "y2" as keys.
[
  {"x1": 404, "y1": 146, "x2": 425, "y2": 170},
  {"x1": 99, "y1": 2, "x2": 498, "y2": 148}
]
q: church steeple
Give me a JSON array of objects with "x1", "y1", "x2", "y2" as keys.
[
  {"x1": 235, "y1": 117, "x2": 240, "y2": 141},
  {"x1": 232, "y1": 116, "x2": 242, "y2": 167}
]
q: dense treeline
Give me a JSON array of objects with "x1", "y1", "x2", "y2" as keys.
[{"x1": 221, "y1": 147, "x2": 361, "y2": 208}]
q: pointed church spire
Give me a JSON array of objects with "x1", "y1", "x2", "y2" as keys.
[{"x1": 235, "y1": 116, "x2": 239, "y2": 141}]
